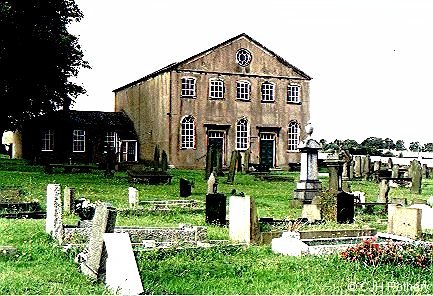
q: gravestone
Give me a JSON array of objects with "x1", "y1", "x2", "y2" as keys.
[
  {"x1": 205, "y1": 193, "x2": 226, "y2": 226},
  {"x1": 301, "y1": 204, "x2": 321, "y2": 222},
  {"x1": 205, "y1": 145, "x2": 214, "y2": 180},
  {"x1": 46, "y1": 184, "x2": 63, "y2": 242},
  {"x1": 349, "y1": 161, "x2": 355, "y2": 179},
  {"x1": 410, "y1": 160, "x2": 422, "y2": 194},
  {"x1": 229, "y1": 195, "x2": 261, "y2": 244},
  {"x1": 226, "y1": 151, "x2": 237, "y2": 184},
  {"x1": 161, "y1": 150, "x2": 168, "y2": 172},
  {"x1": 377, "y1": 179, "x2": 390, "y2": 203},
  {"x1": 215, "y1": 149, "x2": 223, "y2": 176},
  {"x1": 363, "y1": 155, "x2": 371, "y2": 178},
  {"x1": 63, "y1": 187, "x2": 75, "y2": 214},
  {"x1": 422, "y1": 164, "x2": 428, "y2": 179},
  {"x1": 243, "y1": 149, "x2": 250, "y2": 173},
  {"x1": 336, "y1": 191, "x2": 354, "y2": 223},
  {"x1": 409, "y1": 204, "x2": 433, "y2": 232},
  {"x1": 391, "y1": 164, "x2": 399, "y2": 178},
  {"x1": 179, "y1": 178, "x2": 192, "y2": 198},
  {"x1": 207, "y1": 172, "x2": 217, "y2": 194},
  {"x1": 294, "y1": 123, "x2": 322, "y2": 203},
  {"x1": 354, "y1": 156, "x2": 362, "y2": 178},
  {"x1": 373, "y1": 161, "x2": 381, "y2": 172},
  {"x1": 153, "y1": 145, "x2": 160, "y2": 171},
  {"x1": 128, "y1": 187, "x2": 139, "y2": 207},
  {"x1": 387, "y1": 205, "x2": 421, "y2": 239},
  {"x1": 387, "y1": 158, "x2": 393, "y2": 169},
  {"x1": 103, "y1": 233, "x2": 144, "y2": 295},
  {"x1": 323, "y1": 159, "x2": 344, "y2": 193},
  {"x1": 81, "y1": 202, "x2": 117, "y2": 281}
]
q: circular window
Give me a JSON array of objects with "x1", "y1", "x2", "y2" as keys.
[{"x1": 236, "y1": 48, "x2": 252, "y2": 67}]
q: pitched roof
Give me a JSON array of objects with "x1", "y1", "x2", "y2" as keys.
[{"x1": 113, "y1": 33, "x2": 311, "y2": 92}]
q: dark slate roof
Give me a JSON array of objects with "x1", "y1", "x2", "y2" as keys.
[{"x1": 113, "y1": 33, "x2": 312, "y2": 92}]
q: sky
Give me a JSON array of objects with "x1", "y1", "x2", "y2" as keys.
[{"x1": 68, "y1": 0, "x2": 433, "y2": 146}]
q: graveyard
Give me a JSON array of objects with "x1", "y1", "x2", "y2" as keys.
[{"x1": 1, "y1": 156, "x2": 433, "y2": 294}]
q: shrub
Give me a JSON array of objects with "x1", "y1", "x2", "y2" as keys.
[{"x1": 341, "y1": 236, "x2": 433, "y2": 269}]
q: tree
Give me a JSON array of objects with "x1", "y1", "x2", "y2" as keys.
[
  {"x1": 361, "y1": 137, "x2": 384, "y2": 155},
  {"x1": 341, "y1": 139, "x2": 362, "y2": 154},
  {"x1": 0, "y1": 0, "x2": 89, "y2": 133},
  {"x1": 423, "y1": 143, "x2": 433, "y2": 152},
  {"x1": 384, "y1": 138, "x2": 396, "y2": 150},
  {"x1": 409, "y1": 141, "x2": 421, "y2": 152},
  {"x1": 395, "y1": 140, "x2": 406, "y2": 151}
]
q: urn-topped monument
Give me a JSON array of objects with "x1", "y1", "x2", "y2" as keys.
[{"x1": 293, "y1": 122, "x2": 322, "y2": 203}]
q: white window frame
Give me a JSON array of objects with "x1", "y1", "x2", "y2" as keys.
[
  {"x1": 41, "y1": 129, "x2": 54, "y2": 151},
  {"x1": 236, "y1": 80, "x2": 250, "y2": 101},
  {"x1": 236, "y1": 118, "x2": 249, "y2": 150},
  {"x1": 105, "y1": 131, "x2": 119, "y2": 153},
  {"x1": 73, "y1": 130, "x2": 86, "y2": 152},
  {"x1": 209, "y1": 78, "x2": 224, "y2": 99},
  {"x1": 181, "y1": 77, "x2": 196, "y2": 97},
  {"x1": 181, "y1": 116, "x2": 195, "y2": 149},
  {"x1": 288, "y1": 121, "x2": 300, "y2": 151},
  {"x1": 261, "y1": 82, "x2": 275, "y2": 102},
  {"x1": 287, "y1": 84, "x2": 300, "y2": 103}
]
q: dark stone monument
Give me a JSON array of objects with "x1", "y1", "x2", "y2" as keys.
[
  {"x1": 205, "y1": 193, "x2": 226, "y2": 226},
  {"x1": 161, "y1": 150, "x2": 168, "y2": 172},
  {"x1": 336, "y1": 191, "x2": 354, "y2": 223},
  {"x1": 179, "y1": 178, "x2": 192, "y2": 198},
  {"x1": 227, "y1": 151, "x2": 237, "y2": 184},
  {"x1": 153, "y1": 145, "x2": 160, "y2": 171},
  {"x1": 205, "y1": 145, "x2": 214, "y2": 180}
]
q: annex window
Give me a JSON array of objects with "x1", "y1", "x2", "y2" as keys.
[
  {"x1": 209, "y1": 79, "x2": 224, "y2": 99},
  {"x1": 261, "y1": 82, "x2": 275, "y2": 102},
  {"x1": 41, "y1": 129, "x2": 54, "y2": 151},
  {"x1": 236, "y1": 118, "x2": 249, "y2": 150},
  {"x1": 105, "y1": 131, "x2": 119, "y2": 153},
  {"x1": 181, "y1": 116, "x2": 195, "y2": 149},
  {"x1": 73, "y1": 130, "x2": 86, "y2": 152},
  {"x1": 287, "y1": 85, "x2": 300, "y2": 103},
  {"x1": 288, "y1": 121, "x2": 300, "y2": 151},
  {"x1": 236, "y1": 80, "x2": 250, "y2": 101},
  {"x1": 181, "y1": 77, "x2": 196, "y2": 97}
]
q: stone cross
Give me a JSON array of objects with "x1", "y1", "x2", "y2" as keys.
[
  {"x1": 377, "y1": 179, "x2": 390, "y2": 203},
  {"x1": 46, "y1": 184, "x2": 63, "y2": 242}
]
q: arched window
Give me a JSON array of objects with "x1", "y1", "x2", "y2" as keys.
[
  {"x1": 261, "y1": 82, "x2": 275, "y2": 102},
  {"x1": 181, "y1": 116, "x2": 195, "y2": 149},
  {"x1": 236, "y1": 118, "x2": 249, "y2": 150},
  {"x1": 288, "y1": 121, "x2": 300, "y2": 151},
  {"x1": 209, "y1": 79, "x2": 224, "y2": 99}
]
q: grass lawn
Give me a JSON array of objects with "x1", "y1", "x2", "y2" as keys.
[{"x1": 1, "y1": 158, "x2": 433, "y2": 294}]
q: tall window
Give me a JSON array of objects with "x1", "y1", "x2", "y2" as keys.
[
  {"x1": 41, "y1": 130, "x2": 54, "y2": 151},
  {"x1": 209, "y1": 79, "x2": 224, "y2": 99},
  {"x1": 236, "y1": 118, "x2": 249, "y2": 150},
  {"x1": 288, "y1": 121, "x2": 300, "y2": 151},
  {"x1": 287, "y1": 85, "x2": 300, "y2": 103},
  {"x1": 181, "y1": 116, "x2": 195, "y2": 149},
  {"x1": 105, "y1": 131, "x2": 118, "y2": 152},
  {"x1": 181, "y1": 77, "x2": 196, "y2": 97},
  {"x1": 261, "y1": 82, "x2": 275, "y2": 102},
  {"x1": 236, "y1": 80, "x2": 250, "y2": 101},
  {"x1": 73, "y1": 130, "x2": 85, "y2": 152}
]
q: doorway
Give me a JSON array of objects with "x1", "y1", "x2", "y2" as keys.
[{"x1": 260, "y1": 133, "x2": 275, "y2": 168}]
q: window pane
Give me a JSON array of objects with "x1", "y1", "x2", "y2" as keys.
[
  {"x1": 288, "y1": 122, "x2": 300, "y2": 151},
  {"x1": 181, "y1": 117, "x2": 195, "y2": 149}
]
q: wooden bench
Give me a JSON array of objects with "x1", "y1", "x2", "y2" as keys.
[{"x1": 44, "y1": 163, "x2": 99, "y2": 174}]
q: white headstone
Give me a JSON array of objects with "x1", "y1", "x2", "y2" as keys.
[
  {"x1": 46, "y1": 184, "x2": 63, "y2": 241},
  {"x1": 228, "y1": 195, "x2": 262, "y2": 243},
  {"x1": 409, "y1": 204, "x2": 433, "y2": 231},
  {"x1": 207, "y1": 173, "x2": 216, "y2": 194},
  {"x1": 128, "y1": 187, "x2": 139, "y2": 207},
  {"x1": 103, "y1": 233, "x2": 144, "y2": 295}
]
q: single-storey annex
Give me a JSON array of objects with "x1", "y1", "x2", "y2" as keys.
[{"x1": 113, "y1": 33, "x2": 312, "y2": 169}]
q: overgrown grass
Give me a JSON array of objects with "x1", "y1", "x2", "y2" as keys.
[{"x1": 2, "y1": 159, "x2": 433, "y2": 294}]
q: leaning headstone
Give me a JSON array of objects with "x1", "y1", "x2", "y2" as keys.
[
  {"x1": 229, "y1": 195, "x2": 261, "y2": 244},
  {"x1": 179, "y1": 178, "x2": 192, "y2": 198},
  {"x1": 242, "y1": 149, "x2": 250, "y2": 173},
  {"x1": 410, "y1": 160, "x2": 422, "y2": 194},
  {"x1": 207, "y1": 172, "x2": 216, "y2": 194},
  {"x1": 46, "y1": 184, "x2": 63, "y2": 242},
  {"x1": 205, "y1": 193, "x2": 226, "y2": 226},
  {"x1": 81, "y1": 202, "x2": 117, "y2": 281},
  {"x1": 103, "y1": 233, "x2": 144, "y2": 295},
  {"x1": 161, "y1": 150, "x2": 168, "y2": 172},
  {"x1": 226, "y1": 151, "x2": 237, "y2": 184},
  {"x1": 128, "y1": 187, "x2": 139, "y2": 207},
  {"x1": 377, "y1": 179, "x2": 390, "y2": 203},
  {"x1": 63, "y1": 187, "x2": 75, "y2": 214},
  {"x1": 387, "y1": 205, "x2": 421, "y2": 239}
]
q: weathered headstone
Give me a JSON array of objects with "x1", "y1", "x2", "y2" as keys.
[
  {"x1": 422, "y1": 164, "x2": 428, "y2": 179},
  {"x1": 229, "y1": 195, "x2": 261, "y2": 244},
  {"x1": 323, "y1": 159, "x2": 344, "y2": 193},
  {"x1": 373, "y1": 161, "x2": 381, "y2": 172},
  {"x1": 349, "y1": 161, "x2": 355, "y2": 179},
  {"x1": 354, "y1": 156, "x2": 362, "y2": 178},
  {"x1": 301, "y1": 204, "x2": 321, "y2": 222},
  {"x1": 377, "y1": 179, "x2": 390, "y2": 203},
  {"x1": 81, "y1": 202, "x2": 117, "y2": 281},
  {"x1": 215, "y1": 148, "x2": 223, "y2": 176},
  {"x1": 391, "y1": 164, "x2": 399, "y2": 178},
  {"x1": 242, "y1": 149, "x2": 250, "y2": 173},
  {"x1": 161, "y1": 150, "x2": 168, "y2": 172},
  {"x1": 387, "y1": 158, "x2": 393, "y2": 169},
  {"x1": 128, "y1": 187, "x2": 139, "y2": 207},
  {"x1": 179, "y1": 178, "x2": 192, "y2": 198},
  {"x1": 63, "y1": 187, "x2": 75, "y2": 214},
  {"x1": 207, "y1": 172, "x2": 216, "y2": 194},
  {"x1": 410, "y1": 160, "x2": 422, "y2": 194},
  {"x1": 387, "y1": 205, "x2": 421, "y2": 239},
  {"x1": 409, "y1": 204, "x2": 433, "y2": 232},
  {"x1": 205, "y1": 193, "x2": 226, "y2": 226},
  {"x1": 153, "y1": 145, "x2": 160, "y2": 171},
  {"x1": 46, "y1": 184, "x2": 63, "y2": 242},
  {"x1": 226, "y1": 151, "x2": 237, "y2": 184},
  {"x1": 103, "y1": 233, "x2": 144, "y2": 295},
  {"x1": 205, "y1": 145, "x2": 214, "y2": 180},
  {"x1": 363, "y1": 155, "x2": 371, "y2": 178}
]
